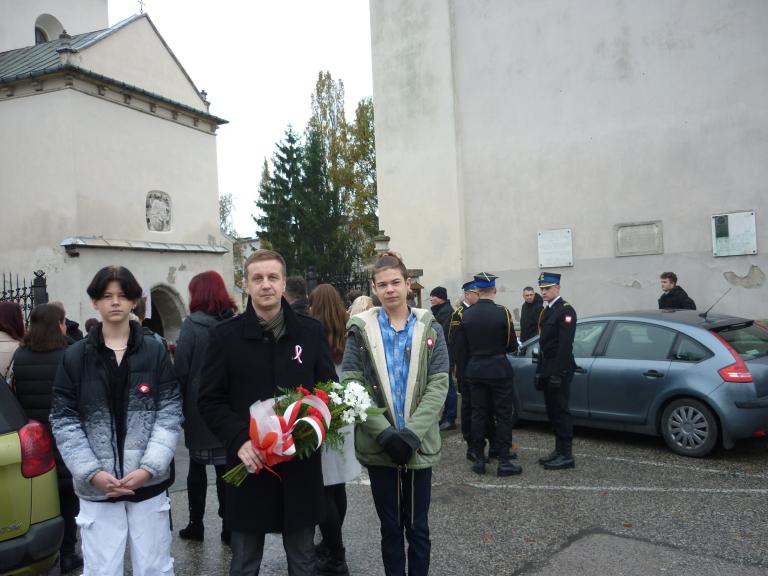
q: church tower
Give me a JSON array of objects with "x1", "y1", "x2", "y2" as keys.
[{"x1": 0, "y1": 0, "x2": 108, "y2": 52}]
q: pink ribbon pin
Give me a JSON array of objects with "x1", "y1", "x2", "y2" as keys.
[{"x1": 292, "y1": 345, "x2": 303, "y2": 364}]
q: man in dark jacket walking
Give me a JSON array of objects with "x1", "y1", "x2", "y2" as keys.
[
  {"x1": 430, "y1": 286, "x2": 457, "y2": 430},
  {"x1": 198, "y1": 250, "x2": 337, "y2": 576},
  {"x1": 519, "y1": 287, "x2": 544, "y2": 342},
  {"x1": 658, "y1": 272, "x2": 696, "y2": 310}
]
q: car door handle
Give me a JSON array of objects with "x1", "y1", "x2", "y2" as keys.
[
  {"x1": 574, "y1": 367, "x2": 587, "y2": 374},
  {"x1": 642, "y1": 370, "x2": 664, "y2": 378}
]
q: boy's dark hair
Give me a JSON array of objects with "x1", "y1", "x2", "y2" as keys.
[
  {"x1": 133, "y1": 297, "x2": 147, "y2": 320},
  {"x1": 372, "y1": 251, "x2": 408, "y2": 283},
  {"x1": 660, "y1": 271, "x2": 678, "y2": 284},
  {"x1": 86, "y1": 266, "x2": 142, "y2": 300},
  {"x1": 285, "y1": 276, "x2": 308, "y2": 300},
  {"x1": 523, "y1": 286, "x2": 534, "y2": 292}
]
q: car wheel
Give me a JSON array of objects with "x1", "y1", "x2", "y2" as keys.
[{"x1": 660, "y1": 398, "x2": 718, "y2": 457}]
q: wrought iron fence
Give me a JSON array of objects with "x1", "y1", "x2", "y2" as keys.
[
  {"x1": 307, "y1": 266, "x2": 371, "y2": 304},
  {"x1": 0, "y1": 271, "x2": 49, "y2": 323}
]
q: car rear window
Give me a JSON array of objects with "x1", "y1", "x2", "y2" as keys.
[
  {"x1": 713, "y1": 322, "x2": 768, "y2": 360},
  {"x1": 0, "y1": 376, "x2": 27, "y2": 433}
]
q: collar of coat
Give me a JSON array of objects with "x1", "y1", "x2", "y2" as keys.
[
  {"x1": 348, "y1": 306, "x2": 436, "y2": 424},
  {"x1": 242, "y1": 297, "x2": 304, "y2": 341}
]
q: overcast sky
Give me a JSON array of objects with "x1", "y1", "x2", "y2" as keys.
[{"x1": 108, "y1": 0, "x2": 374, "y2": 237}]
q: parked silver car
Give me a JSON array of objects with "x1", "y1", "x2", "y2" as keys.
[{"x1": 509, "y1": 310, "x2": 768, "y2": 457}]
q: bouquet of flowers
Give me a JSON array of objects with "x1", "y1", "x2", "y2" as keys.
[{"x1": 223, "y1": 380, "x2": 381, "y2": 486}]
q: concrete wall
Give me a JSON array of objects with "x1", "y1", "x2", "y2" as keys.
[
  {"x1": 370, "y1": 0, "x2": 768, "y2": 319},
  {"x1": 77, "y1": 16, "x2": 206, "y2": 111},
  {"x1": 0, "y1": 0, "x2": 108, "y2": 52},
  {"x1": 0, "y1": 88, "x2": 228, "y2": 330}
]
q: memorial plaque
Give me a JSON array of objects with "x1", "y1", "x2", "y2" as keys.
[
  {"x1": 712, "y1": 210, "x2": 757, "y2": 257},
  {"x1": 615, "y1": 221, "x2": 663, "y2": 257},
  {"x1": 538, "y1": 228, "x2": 573, "y2": 268},
  {"x1": 146, "y1": 191, "x2": 172, "y2": 232}
]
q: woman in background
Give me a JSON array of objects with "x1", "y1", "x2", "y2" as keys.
[
  {"x1": 12, "y1": 304, "x2": 82, "y2": 573},
  {"x1": 0, "y1": 301, "x2": 24, "y2": 378},
  {"x1": 309, "y1": 284, "x2": 361, "y2": 576},
  {"x1": 175, "y1": 271, "x2": 237, "y2": 544}
]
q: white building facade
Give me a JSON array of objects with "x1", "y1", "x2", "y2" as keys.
[
  {"x1": 0, "y1": 1, "x2": 231, "y2": 340},
  {"x1": 369, "y1": 0, "x2": 767, "y2": 319}
]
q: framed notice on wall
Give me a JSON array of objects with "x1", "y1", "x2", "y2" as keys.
[
  {"x1": 711, "y1": 210, "x2": 757, "y2": 257},
  {"x1": 538, "y1": 228, "x2": 573, "y2": 268}
]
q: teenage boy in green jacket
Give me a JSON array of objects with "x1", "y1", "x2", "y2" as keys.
[{"x1": 342, "y1": 252, "x2": 449, "y2": 576}]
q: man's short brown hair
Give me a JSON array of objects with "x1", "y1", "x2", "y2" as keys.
[
  {"x1": 244, "y1": 249, "x2": 287, "y2": 277},
  {"x1": 660, "y1": 271, "x2": 678, "y2": 284}
]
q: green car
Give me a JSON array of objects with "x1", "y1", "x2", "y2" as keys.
[{"x1": 0, "y1": 376, "x2": 63, "y2": 575}]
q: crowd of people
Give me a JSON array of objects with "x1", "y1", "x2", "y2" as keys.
[{"x1": 0, "y1": 255, "x2": 697, "y2": 576}]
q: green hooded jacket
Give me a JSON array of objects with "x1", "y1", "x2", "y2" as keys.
[{"x1": 341, "y1": 307, "x2": 449, "y2": 469}]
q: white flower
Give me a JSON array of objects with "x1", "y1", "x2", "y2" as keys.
[
  {"x1": 328, "y1": 391, "x2": 343, "y2": 406},
  {"x1": 340, "y1": 409, "x2": 356, "y2": 425},
  {"x1": 359, "y1": 412, "x2": 368, "y2": 422},
  {"x1": 331, "y1": 382, "x2": 343, "y2": 391}
]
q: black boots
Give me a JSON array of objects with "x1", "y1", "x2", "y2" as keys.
[
  {"x1": 60, "y1": 551, "x2": 83, "y2": 574},
  {"x1": 471, "y1": 455, "x2": 487, "y2": 475},
  {"x1": 316, "y1": 542, "x2": 350, "y2": 576},
  {"x1": 179, "y1": 521, "x2": 204, "y2": 541},
  {"x1": 496, "y1": 458, "x2": 523, "y2": 477},
  {"x1": 542, "y1": 438, "x2": 575, "y2": 470}
]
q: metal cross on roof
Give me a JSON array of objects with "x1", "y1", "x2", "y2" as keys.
[{"x1": 138, "y1": 0, "x2": 146, "y2": 14}]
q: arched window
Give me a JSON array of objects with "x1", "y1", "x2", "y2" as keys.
[
  {"x1": 34, "y1": 14, "x2": 64, "y2": 45},
  {"x1": 35, "y1": 27, "x2": 48, "y2": 45}
]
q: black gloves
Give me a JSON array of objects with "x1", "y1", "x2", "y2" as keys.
[
  {"x1": 377, "y1": 427, "x2": 421, "y2": 465},
  {"x1": 548, "y1": 375, "x2": 563, "y2": 388}
]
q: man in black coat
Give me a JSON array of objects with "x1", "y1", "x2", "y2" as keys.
[
  {"x1": 430, "y1": 285, "x2": 457, "y2": 430},
  {"x1": 535, "y1": 272, "x2": 577, "y2": 470},
  {"x1": 285, "y1": 276, "x2": 311, "y2": 316},
  {"x1": 453, "y1": 273, "x2": 520, "y2": 476},
  {"x1": 658, "y1": 271, "x2": 696, "y2": 310},
  {"x1": 519, "y1": 286, "x2": 544, "y2": 342},
  {"x1": 198, "y1": 250, "x2": 337, "y2": 576}
]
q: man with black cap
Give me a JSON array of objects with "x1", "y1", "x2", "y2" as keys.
[
  {"x1": 430, "y1": 286, "x2": 457, "y2": 430},
  {"x1": 536, "y1": 272, "x2": 577, "y2": 470},
  {"x1": 454, "y1": 273, "x2": 520, "y2": 476},
  {"x1": 448, "y1": 280, "x2": 493, "y2": 456}
]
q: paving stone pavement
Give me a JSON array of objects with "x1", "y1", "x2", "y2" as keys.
[{"x1": 166, "y1": 423, "x2": 768, "y2": 575}]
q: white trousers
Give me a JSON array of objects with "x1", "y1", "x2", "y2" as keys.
[{"x1": 76, "y1": 492, "x2": 174, "y2": 576}]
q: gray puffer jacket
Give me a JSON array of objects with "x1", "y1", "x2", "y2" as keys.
[
  {"x1": 175, "y1": 310, "x2": 232, "y2": 450},
  {"x1": 50, "y1": 322, "x2": 182, "y2": 501}
]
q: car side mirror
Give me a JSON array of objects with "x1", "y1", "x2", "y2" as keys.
[{"x1": 532, "y1": 346, "x2": 540, "y2": 364}]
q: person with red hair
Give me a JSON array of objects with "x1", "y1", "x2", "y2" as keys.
[
  {"x1": 0, "y1": 301, "x2": 24, "y2": 379},
  {"x1": 175, "y1": 271, "x2": 238, "y2": 544}
]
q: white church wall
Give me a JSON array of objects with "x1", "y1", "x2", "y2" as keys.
[
  {"x1": 0, "y1": 0, "x2": 108, "y2": 52},
  {"x1": 77, "y1": 16, "x2": 207, "y2": 112},
  {"x1": 371, "y1": 0, "x2": 768, "y2": 319},
  {"x1": 69, "y1": 89, "x2": 221, "y2": 245}
]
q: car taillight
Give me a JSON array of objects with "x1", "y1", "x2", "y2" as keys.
[
  {"x1": 18, "y1": 420, "x2": 55, "y2": 478},
  {"x1": 711, "y1": 331, "x2": 753, "y2": 383}
]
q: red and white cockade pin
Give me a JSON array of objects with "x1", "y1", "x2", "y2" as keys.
[
  {"x1": 426, "y1": 337, "x2": 435, "y2": 349},
  {"x1": 564, "y1": 315, "x2": 573, "y2": 324},
  {"x1": 137, "y1": 383, "x2": 151, "y2": 394}
]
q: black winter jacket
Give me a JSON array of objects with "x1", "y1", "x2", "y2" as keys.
[
  {"x1": 175, "y1": 310, "x2": 232, "y2": 450},
  {"x1": 198, "y1": 299, "x2": 337, "y2": 533},
  {"x1": 658, "y1": 285, "x2": 696, "y2": 310},
  {"x1": 519, "y1": 293, "x2": 544, "y2": 342},
  {"x1": 12, "y1": 346, "x2": 71, "y2": 483},
  {"x1": 50, "y1": 321, "x2": 182, "y2": 501}
]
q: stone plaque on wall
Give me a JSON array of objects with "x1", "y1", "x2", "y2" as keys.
[
  {"x1": 146, "y1": 191, "x2": 172, "y2": 232},
  {"x1": 538, "y1": 228, "x2": 573, "y2": 268},
  {"x1": 712, "y1": 210, "x2": 757, "y2": 257},
  {"x1": 614, "y1": 221, "x2": 663, "y2": 257}
]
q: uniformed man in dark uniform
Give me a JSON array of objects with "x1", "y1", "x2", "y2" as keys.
[
  {"x1": 535, "y1": 272, "x2": 577, "y2": 470},
  {"x1": 448, "y1": 280, "x2": 488, "y2": 457},
  {"x1": 454, "y1": 273, "x2": 520, "y2": 476}
]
